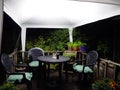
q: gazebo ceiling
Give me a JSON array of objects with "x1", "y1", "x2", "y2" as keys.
[{"x1": 4, "y1": 0, "x2": 120, "y2": 28}]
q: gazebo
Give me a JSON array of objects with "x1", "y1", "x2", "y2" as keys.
[{"x1": 0, "y1": 0, "x2": 120, "y2": 54}]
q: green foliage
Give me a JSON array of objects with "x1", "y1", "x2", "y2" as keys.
[
  {"x1": 72, "y1": 41, "x2": 86, "y2": 48},
  {"x1": 56, "y1": 41, "x2": 66, "y2": 51},
  {"x1": 67, "y1": 42, "x2": 73, "y2": 50},
  {"x1": 46, "y1": 64, "x2": 58, "y2": 70},
  {"x1": 81, "y1": 42, "x2": 87, "y2": 46},
  {"x1": 77, "y1": 41, "x2": 82, "y2": 46},
  {"x1": 72, "y1": 42, "x2": 79, "y2": 48},
  {"x1": 0, "y1": 83, "x2": 19, "y2": 90},
  {"x1": 26, "y1": 28, "x2": 88, "y2": 51},
  {"x1": 34, "y1": 36, "x2": 45, "y2": 49},
  {"x1": 63, "y1": 52, "x2": 75, "y2": 59},
  {"x1": 72, "y1": 28, "x2": 78, "y2": 40},
  {"x1": 26, "y1": 29, "x2": 69, "y2": 51},
  {"x1": 92, "y1": 78, "x2": 118, "y2": 90},
  {"x1": 26, "y1": 41, "x2": 34, "y2": 50},
  {"x1": 67, "y1": 42, "x2": 73, "y2": 47},
  {"x1": 49, "y1": 29, "x2": 69, "y2": 50}
]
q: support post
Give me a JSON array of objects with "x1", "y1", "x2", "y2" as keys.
[
  {"x1": 0, "y1": 0, "x2": 3, "y2": 54},
  {"x1": 68, "y1": 28, "x2": 73, "y2": 43},
  {"x1": 21, "y1": 27, "x2": 26, "y2": 60}
]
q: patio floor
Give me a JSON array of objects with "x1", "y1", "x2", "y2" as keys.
[{"x1": 17, "y1": 70, "x2": 92, "y2": 90}]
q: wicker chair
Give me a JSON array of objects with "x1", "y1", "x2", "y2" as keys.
[
  {"x1": 73, "y1": 50, "x2": 98, "y2": 90},
  {"x1": 27, "y1": 47, "x2": 45, "y2": 79},
  {"x1": 1, "y1": 53, "x2": 33, "y2": 90}
]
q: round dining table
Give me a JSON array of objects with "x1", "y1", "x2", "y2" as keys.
[{"x1": 37, "y1": 55, "x2": 70, "y2": 81}]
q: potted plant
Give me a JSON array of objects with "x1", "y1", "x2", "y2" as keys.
[
  {"x1": 80, "y1": 42, "x2": 87, "y2": 52},
  {"x1": 77, "y1": 41, "x2": 87, "y2": 52},
  {"x1": 72, "y1": 42, "x2": 79, "y2": 51},
  {"x1": 67, "y1": 42, "x2": 73, "y2": 50}
]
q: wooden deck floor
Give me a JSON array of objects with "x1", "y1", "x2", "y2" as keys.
[{"x1": 17, "y1": 71, "x2": 92, "y2": 90}]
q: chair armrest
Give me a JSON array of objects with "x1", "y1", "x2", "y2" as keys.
[
  {"x1": 74, "y1": 59, "x2": 85, "y2": 62},
  {"x1": 74, "y1": 59, "x2": 86, "y2": 64},
  {"x1": 15, "y1": 63, "x2": 28, "y2": 67}
]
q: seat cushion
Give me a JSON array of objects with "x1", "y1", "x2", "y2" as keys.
[
  {"x1": 29, "y1": 61, "x2": 39, "y2": 67},
  {"x1": 73, "y1": 63, "x2": 93, "y2": 73},
  {"x1": 7, "y1": 72, "x2": 32, "y2": 83}
]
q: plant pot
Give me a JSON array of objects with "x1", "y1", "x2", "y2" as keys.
[
  {"x1": 72, "y1": 47, "x2": 78, "y2": 51},
  {"x1": 80, "y1": 46, "x2": 86, "y2": 52}
]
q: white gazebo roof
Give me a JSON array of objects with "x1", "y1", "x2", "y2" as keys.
[
  {"x1": 2, "y1": 0, "x2": 120, "y2": 53},
  {"x1": 4, "y1": 0, "x2": 120, "y2": 28}
]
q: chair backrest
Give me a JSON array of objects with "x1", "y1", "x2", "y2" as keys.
[
  {"x1": 28, "y1": 47, "x2": 45, "y2": 61},
  {"x1": 1, "y1": 53, "x2": 13, "y2": 73},
  {"x1": 86, "y1": 50, "x2": 98, "y2": 66}
]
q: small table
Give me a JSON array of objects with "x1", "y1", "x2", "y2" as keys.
[{"x1": 37, "y1": 55, "x2": 70, "y2": 81}]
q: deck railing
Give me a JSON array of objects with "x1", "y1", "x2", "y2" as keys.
[{"x1": 9, "y1": 50, "x2": 120, "y2": 81}]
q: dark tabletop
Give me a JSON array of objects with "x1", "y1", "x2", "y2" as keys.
[{"x1": 37, "y1": 55, "x2": 70, "y2": 63}]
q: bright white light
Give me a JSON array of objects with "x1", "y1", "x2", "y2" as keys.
[{"x1": 4, "y1": 0, "x2": 120, "y2": 28}]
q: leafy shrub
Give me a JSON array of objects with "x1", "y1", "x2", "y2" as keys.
[
  {"x1": 0, "y1": 83, "x2": 19, "y2": 90},
  {"x1": 26, "y1": 29, "x2": 69, "y2": 51},
  {"x1": 92, "y1": 78, "x2": 118, "y2": 90}
]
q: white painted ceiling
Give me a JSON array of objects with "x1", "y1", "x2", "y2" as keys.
[{"x1": 4, "y1": 0, "x2": 120, "y2": 28}]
